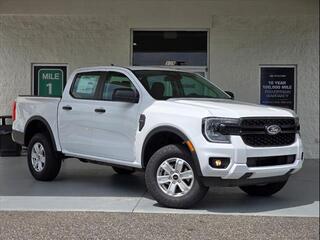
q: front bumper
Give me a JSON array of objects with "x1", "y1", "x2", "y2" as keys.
[
  {"x1": 193, "y1": 133, "x2": 304, "y2": 181},
  {"x1": 200, "y1": 171, "x2": 293, "y2": 187}
]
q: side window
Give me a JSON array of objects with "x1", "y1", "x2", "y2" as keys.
[
  {"x1": 102, "y1": 72, "x2": 136, "y2": 100},
  {"x1": 71, "y1": 73, "x2": 101, "y2": 99}
]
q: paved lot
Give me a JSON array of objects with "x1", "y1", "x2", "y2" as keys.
[
  {"x1": 0, "y1": 212, "x2": 319, "y2": 240},
  {"x1": 0, "y1": 155, "x2": 319, "y2": 217}
]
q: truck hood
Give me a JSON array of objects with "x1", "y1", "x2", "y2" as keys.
[{"x1": 167, "y1": 98, "x2": 295, "y2": 118}]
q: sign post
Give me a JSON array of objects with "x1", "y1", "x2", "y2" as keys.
[
  {"x1": 260, "y1": 65, "x2": 296, "y2": 110},
  {"x1": 32, "y1": 64, "x2": 67, "y2": 97}
]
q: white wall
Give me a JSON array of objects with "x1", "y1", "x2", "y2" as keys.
[{"x1": 0, "y1": 0, "x2": 319, "y2": 158}]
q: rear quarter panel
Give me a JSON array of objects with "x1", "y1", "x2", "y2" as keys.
[{"x1": 13, "y1": 96, "x2": 61, "y2": 150}]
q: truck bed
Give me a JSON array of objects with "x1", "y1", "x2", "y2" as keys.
[{"x1": 13, "y1": 96, "x2": 61, "y2": 150}]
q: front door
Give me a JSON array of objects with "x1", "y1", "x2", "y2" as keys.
[{"x1": 89, "y1": 71, "x2": 141, "y2": 162}]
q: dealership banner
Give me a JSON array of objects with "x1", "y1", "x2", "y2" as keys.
[{"x1": 260, "y1": 66, "x2": 296, "y2": 110}]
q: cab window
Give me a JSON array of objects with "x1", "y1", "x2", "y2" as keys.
[
  {"x1": 71, "y1": 72, "x2": 101, "y2": 99},
  {"x1": 102, "y1": 72, "x2": 136, "y2": 100}
]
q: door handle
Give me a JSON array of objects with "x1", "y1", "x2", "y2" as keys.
[
  {"x1": 62, "y1": 105, "x2": 72, "y2": 111},
  {"x1": 94, "y1": 108, "x2": 106, "y2": 113}
]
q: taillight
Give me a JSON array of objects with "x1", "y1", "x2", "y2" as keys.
[{"x1": 12, "y1": 101, "x2": 16, "y2": 121}]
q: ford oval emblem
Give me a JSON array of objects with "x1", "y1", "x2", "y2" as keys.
[{"x1": 266, "y1": 125, "x2": 281, "y2": 135}]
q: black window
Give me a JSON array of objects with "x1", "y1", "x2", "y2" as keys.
[
  {"x1": 133, "y1": 31, "x2": 207, "y2": 66},
  {"x1": 102, "y1": 72, "x2": 136, "y2": 100},
  {"x1": 71, "y1": 72, "x2": 101, "y2": 99}
]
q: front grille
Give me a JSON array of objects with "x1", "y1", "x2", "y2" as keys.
[
  {"x1": 242, "y1": 133, "x2": 296, "y2": 147},
  {"x1": 241, "y1": 118, "x2": 295, "y2": 128},
  {"x1": 240, "y1": 118, "x2": 297, "y2": 147},
  {"x1": 247, "y1": 155, "x2": 296, "y2": 167}
]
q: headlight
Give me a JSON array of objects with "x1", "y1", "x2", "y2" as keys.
[{"x1": 202, "y1": 117, "x2": 240, "y2": 143}]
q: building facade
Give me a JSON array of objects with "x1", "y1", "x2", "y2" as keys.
[{"x1": 0, "y1": 0, "x2": 319, "y2": 158}]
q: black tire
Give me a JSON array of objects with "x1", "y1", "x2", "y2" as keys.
[
  {"x1": 112, "y1": 166, "x2": 135, "y2": 174},
  {"x1": 145, "y1": 144, "x2": 208, "y2": 209},
  {"x1": 27, "y1": 133, "x2": 61, "y2": 181},
  {"x1": 239, "y1": 181, "x2": 287, "y2": 196}
]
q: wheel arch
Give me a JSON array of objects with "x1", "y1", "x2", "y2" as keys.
[
  {"x1": 141, "y1": 126, "x2": 203, "y2": 176},
  {"x1": 24, "y1": 116, "x2": 58, "y2": 152}
]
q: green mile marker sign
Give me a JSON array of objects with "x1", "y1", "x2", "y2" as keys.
[
  {"x1": 38, "y1": 69, "x2": 63, "y2": 97},
  {"x1": 33, "y1": 65, "x2": 67, "y2": 97}
]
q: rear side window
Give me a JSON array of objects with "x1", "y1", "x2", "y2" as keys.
[{"x1": 71, "y1": 73, "x2": 101, "y2": 99}]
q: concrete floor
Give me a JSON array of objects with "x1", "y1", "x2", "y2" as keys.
[{"x1": 0, "y1": 155, "x2": 318, "y2": 217}]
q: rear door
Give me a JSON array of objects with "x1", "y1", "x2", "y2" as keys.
[{"x1": 58, "y1": 71, "x2": 104, "y2": 155}]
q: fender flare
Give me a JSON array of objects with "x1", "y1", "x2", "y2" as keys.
[
  {"x1": 141, "y1": 126, "x2": 203, "y2": 176},
  {"x1": 24, "y1": 116, "x2": 58, "y2": 152}
]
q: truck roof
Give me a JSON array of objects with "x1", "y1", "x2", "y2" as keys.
[{"x1": 73, "y1": 66, "x2": 188, "y2": 73}]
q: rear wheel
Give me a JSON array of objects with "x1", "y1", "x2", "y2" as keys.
[
  {"x1": 239, "y1": 181, "x2": 287, "y2": 196},
  {"x1": 112, "y1": 166, "x2": 135, "y2": 175},
  {"x1": 145, "y1": 144, "x2": 208, "y2": 208},
  {"x1": 27, "y1": 133, "x2": 61, "y2": 181}
]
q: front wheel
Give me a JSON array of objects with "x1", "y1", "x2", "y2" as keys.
[
  {"x1": 145, "y1": 144, "x2": 208, "y2": 208},
  {"x1": 27, "y1": 133, "x2": 61, "y2": 181},
  {"x1": 239, "y1": 181, "x2": 287, "y2": 196}
]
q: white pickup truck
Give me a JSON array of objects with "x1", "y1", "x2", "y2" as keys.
[{"x1": 12, "y1": 66, "x2": 303, "y2": 208}]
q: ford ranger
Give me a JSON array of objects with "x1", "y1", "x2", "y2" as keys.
[{"x1": 12, "y1": 66, "x2": 303, "y2": 208}]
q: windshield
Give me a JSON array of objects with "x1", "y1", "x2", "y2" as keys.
[{"x1": 132, "y1": 70, "x2": 231, "y2": 100}]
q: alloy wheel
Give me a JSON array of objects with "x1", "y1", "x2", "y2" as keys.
[
  {"x1": 31, "y1": 142, "x2": 46, "y2": 172},
  {"x1": 156, "y1": 158, "x2": 194, "y2": 197}
]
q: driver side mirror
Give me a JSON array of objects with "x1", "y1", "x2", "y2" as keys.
[
  {"x1": 225, "y1": 91, "x2": 234, "y2": 100},
  {"x1": 112, "y1": 88, "x2": 139, "y2": 103}
]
